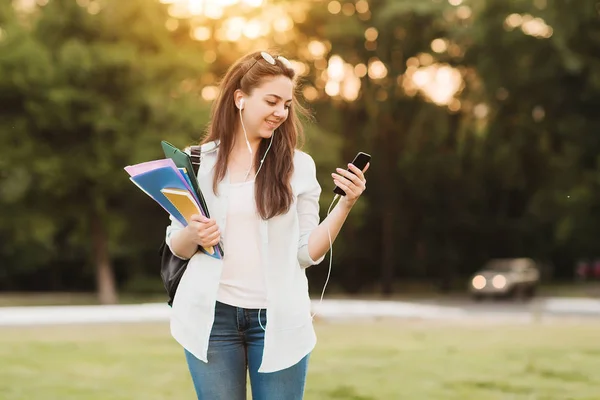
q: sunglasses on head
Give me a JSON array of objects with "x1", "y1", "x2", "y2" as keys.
[{"x1": 245, "y1": 51, "x2": 293, "y2": 75}]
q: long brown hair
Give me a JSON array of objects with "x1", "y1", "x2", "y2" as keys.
[{"x1": 201, "y1": 51, "x2": 308, "y2": 220}]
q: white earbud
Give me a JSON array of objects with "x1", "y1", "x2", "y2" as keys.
[{"x1": 239, "y1": 98, "x2": 245, "y2": 110}]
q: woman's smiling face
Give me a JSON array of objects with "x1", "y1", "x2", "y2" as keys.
[{"x1": 237, "y1": 75, "x2": 294, "y2": 140}]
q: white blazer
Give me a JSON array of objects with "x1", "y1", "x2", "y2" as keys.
[{"x1": 166, "y1": 140, "x2": 325, "y2": 373}]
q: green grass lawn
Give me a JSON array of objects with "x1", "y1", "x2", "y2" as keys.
[{"x1": 1, "y1": 320, "x2": 599, "y2": 399}]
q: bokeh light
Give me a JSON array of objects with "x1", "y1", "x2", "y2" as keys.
[
  {"x1": 368, "y1": 59, "x2": 388, "y2": 80},
  {"x1": 365, "y1": 27, "x2": 378, "y2": 41},
  {"x1": 328, "y1": 1, "x2": 341, "y2": 14},
  {"x1": 504, "y1": 13, "x2": 553, "y2": 38},
  {"x1": 403, "y1": 63, "x2": 464, "y2": 107},
  {"x1": 431, "y1": 38, "x2": 448, "y2": 53}
]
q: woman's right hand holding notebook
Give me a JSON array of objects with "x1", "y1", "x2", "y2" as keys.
[{"x1": 185, "y1": 214, "x2": 221, "y2": 250}]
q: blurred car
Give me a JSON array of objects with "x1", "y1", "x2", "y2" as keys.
[{"x1": 469, "y1": 258, "x2": 540, "y2": 300}]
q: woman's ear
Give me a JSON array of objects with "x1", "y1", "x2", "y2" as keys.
[{"x1": 234, "y1": 90, "x2": 245, "y2": 110}]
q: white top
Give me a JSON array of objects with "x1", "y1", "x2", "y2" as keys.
[
  {"x1": 165, "y1": 140, "x2": 325, "y2": 373},
  {"x1": 216, "y1": 179, "x2": 267, "y2": 309}
]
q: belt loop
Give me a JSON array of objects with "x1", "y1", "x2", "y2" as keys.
[
  {"x1": 244, "y1": 308, "x2": 251, "y2": 328},
  {"x1": 236, "y1": 307, "x2": 244, "y2": 332}
]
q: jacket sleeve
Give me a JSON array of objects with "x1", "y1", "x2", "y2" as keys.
[
  {"x1": 165, "y1": 215, "x2": 191, "y2": 260},
  {"x1": 297, "y1": 153, "x2": 326, "y2": 268}
]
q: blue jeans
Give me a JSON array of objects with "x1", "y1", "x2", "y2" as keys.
[{"x1": 184, "y1": 301, "x2": 310, "y2": 400}]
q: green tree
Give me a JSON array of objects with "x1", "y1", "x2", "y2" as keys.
[
  {"x1": 460, "y1": 0, "x2": 600, "y2": 276},
  {"x1": 0, "y1": 0, "x2": 208, "y2": 302},
  {"x1": 295, "y1": 0, "x2": 472, "y2": 293}
]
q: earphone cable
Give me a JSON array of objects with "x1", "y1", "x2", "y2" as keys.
[
  {"x1": 310, "y1": 193, "x2": 340, "y2": 320},
  {"x1": 259, "y1": 193, "x2": 340, "y2": 331},
  {"x1": 240, "y1": 106, "x2": 273, "y2": 181},
  {"x1": 240, "y1": 104, "x2": 340, "y2": 330}
]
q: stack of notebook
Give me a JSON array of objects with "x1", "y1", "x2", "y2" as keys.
[{"x1": 124, "y1": 141, "x2": 223, "y2": 259}]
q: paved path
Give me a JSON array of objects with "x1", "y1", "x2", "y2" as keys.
[{"x1": 1, "y1": 297, "x2": 599, "y2": 327}]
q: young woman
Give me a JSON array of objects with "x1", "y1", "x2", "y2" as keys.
[{"x1": 165, "y1": 51, "x2": 369, "y2": 400}]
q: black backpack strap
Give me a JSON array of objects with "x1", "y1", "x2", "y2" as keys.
[{"x1": 189, "y1": 145, "x2": 201, "y2": 175}]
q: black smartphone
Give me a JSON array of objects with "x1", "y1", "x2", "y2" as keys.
[{"x1": 333, "y1": 151, "x2": 372, "y2": 196}]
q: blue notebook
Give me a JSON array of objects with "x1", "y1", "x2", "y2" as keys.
[{"x1": 129, "y1": 166, "x2": 191, "y2": 226}]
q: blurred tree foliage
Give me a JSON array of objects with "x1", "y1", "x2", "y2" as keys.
[
  {"x1": 0, "y1": 0, "x2": 598, "y2": 301},
  {"x1": 295, "y1": 0, "x2": 600, "y2": 293},
  {"x1": 0, "y1": 0, "x2": 209, "y2": 302},
  {"x1": 460, "y1": 0, "x2": 600, "y2": 278}
]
